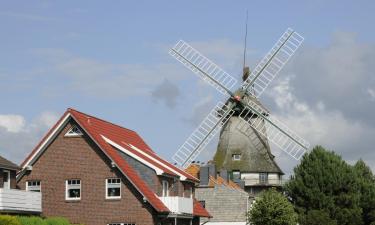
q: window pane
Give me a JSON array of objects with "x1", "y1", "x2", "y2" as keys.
[
  {"x1": 68, "y1": 189, "x2": 80, "y2": 198},
  {"x1": 108, "y1": 188, "x2": 120, "y2": 197}
]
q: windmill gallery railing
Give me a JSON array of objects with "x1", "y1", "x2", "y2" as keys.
[{"x1": 0, "y1": 188, "x2": 41, "y2": 213}]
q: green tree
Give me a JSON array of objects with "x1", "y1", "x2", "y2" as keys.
[
  {"x1": 248, "y1": 188, "x2": 297, "y2": 225},
  {"x1": 354, "y1": 159, "x2": 375, "y2": 225},
  {"x1": 285, "y1": 146, "x2": 363, "y2": 225},
  {"x1": 300, "y1": 210, "x2": 337, "y2": 225}
]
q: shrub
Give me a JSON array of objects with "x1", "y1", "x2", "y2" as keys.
[
  {"x1": 16, "y1": 216, "x2": 47, "y2": 225},
  {"x1": 0, "y1": 215, "x2": 21, "y2": 225},
  {"x1": 45, "y1": 217, "x2": 71, "y2": 225}
]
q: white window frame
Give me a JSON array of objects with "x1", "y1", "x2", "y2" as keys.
[
  {"x1": 65, "y1": 179, "x2": 81, "y2": 201},
  {"x1": 64, "y1": 125, "x2": 83, "y2": 137},
  {"x1": 162, "y1": 180, "x2": 169, "y2": 197},
  {"x1": 232, "y1": 154, "x2": 241, "y2": 161},
  {"x1": 26, "y1": 180, "x2": 41, "y2": 192},
  {"x1": 3, "y1": 170, "x2": 10, "y2": 189},
  {"x1": 108, "y1": 223, "x2": 136, "y2": 225},
  {"x1": 259, "y1": 173, "x2": 268, "y2": 184},
  {"x1": 106, "y1": 178, "x2": 121, "y2": 199}
]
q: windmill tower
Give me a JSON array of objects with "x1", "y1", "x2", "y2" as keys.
[{"x1": 169, "y1": 28, "x2": 309, "y2": 195}]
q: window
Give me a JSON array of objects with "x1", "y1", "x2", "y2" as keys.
[
  {"x1": 26, "y1": 180, "x2": 41, "y2": 192},
  {"x1": 259, "y1": 173, "x2": 268, "y2": 184},
  {"x1": 65, "y1": 125, "x2": 83, "y2": 137},
  {"x1": 232, "y1": 170, "x2": 241, "y2": 180},
  {"x1": 106, "y1": 178, "x2": 121, "y2": 199},
  {"x1": 3, "y1": 170, "x2": 10, "y2": 189},
  {"x1": 232, "y1": 154, "x2": 241, "y2": 161},
  {"x1": 108, "y1": 223, "x2": 135, "y2": 225},
  {"x1": 66, "y1": 179, "x2": 81, "y2": 200},
  {"x1": 199, "y1": 200, "x2": 206, "y2": 208},
  {"x1": 162, "y1": 180, "x2": 169, "y2": 197}
]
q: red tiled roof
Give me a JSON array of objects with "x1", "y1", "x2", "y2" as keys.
[
  {"x1": 193, "y1": 199, "x2": 212, "y2": 218},
  {"x1": 20, "y1": 108, "x2": 200, "y2": 213}
]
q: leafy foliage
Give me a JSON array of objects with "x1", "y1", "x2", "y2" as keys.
[
  {"x1": 0, "y1": 215, "x2": 21, "y2": 225},
  {"x1": 17, "y1": 216, "x2": 47, "y2": 225},
  {"x1": 354, "y1": 159, "x2": 375, "y2": 225},
  {"x1": 45, "y1": 217, "x2": 71, "y2": 225},
  {"x1": 248, "y1": 188, "x2": 297, "y2": 225},
  {"x1": 300, "y1": 210, "x2": 337, "y2": 225},
  {"x1": 285, "y1": 146, "x2": 363, "y2": 225}
]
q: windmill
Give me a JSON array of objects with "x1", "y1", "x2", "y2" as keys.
[{"x1": 169, "y1": 28, "x2": 310, "y2": 170}]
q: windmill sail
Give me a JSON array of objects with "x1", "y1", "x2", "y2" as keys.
[
  {"x1": 242, "y1": 28, "x2": 304, "y2": 98},
  {"x1": 170, "y1": 40, "x2": 237, "y2": 96},
  {"x1": 237, "y1": 99, "x2": 310, "y2": 160},
  {"x1": 172, "y1": 102, "x2": 235, "y2": 168}
]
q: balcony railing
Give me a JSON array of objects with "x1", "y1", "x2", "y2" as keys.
[
  {"x1": 243, "y1": 178, "x2": 282, "y2": 186},
  {"x1": 0, "y1": 189, "x2": 41, "y2": 213},
  {"x1": 158, "y1": 196, "x2": 193, "y2": 214}
]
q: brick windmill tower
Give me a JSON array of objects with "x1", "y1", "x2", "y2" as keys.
[{"x1": 169, "y1": 28, "x2": 310, "y2": 196}]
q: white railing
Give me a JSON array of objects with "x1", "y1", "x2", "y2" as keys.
[
  {"x1": 243, "y1": 178, "x2": 282, "y2": 186},
  {"x1": 159, "y1": 196, "x2": 193, "y2": 214},
  {"x1": 0, "y1": 189, "x2": 41, "y2": 213}
]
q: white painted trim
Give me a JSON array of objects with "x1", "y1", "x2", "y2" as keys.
[
  {"x1": 105, "y1": 178, "x2": 121, "y2": 199},
  {"x1": 22, "y1": 113, "x2": 71, "y2": 168},
  {"x1": 26, "y1": 180, "x2": 41, "y2": 192},
  {"x1": 3, "y1": 170, "x2": 10, "y2": 189},
  {"x1": 126, "y1": 143, "x2": 188, "y2": 181},
  {"x1": 65, "y1": 179, "x2": 81, "y2": 201},
  {"x1": 101, "y1": 135, "x2": 164, "y2": 175},
  {"x1": 64, "y1": 125, "x2": 83, "y2": 137}
]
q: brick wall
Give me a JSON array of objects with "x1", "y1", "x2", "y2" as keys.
[{"x1": 18, "y1": 120, "x2": 159, "y2": 225}]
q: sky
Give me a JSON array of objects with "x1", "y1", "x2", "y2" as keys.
[{"x1": 0, "y1": 1, "x2": 374, "y2": 176}]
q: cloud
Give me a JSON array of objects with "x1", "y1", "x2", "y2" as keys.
[
  {"x1": 265, "y1": 76, "x2": 375, "y2": 174},
  {"x1": 0, "y1": 11, "x2": 58, "y2": 22},
  {"x1": 151, "y1": 79, "x2": 181, "y2": 109},
  {"x1": 0, "y1": 115, "x2": 25, "y2": 133},
  {"x1": 0, "y1": 111, "x2": 59, "y2": 164},
  {"x1": 368, "y1": 88, "x2": 375, "y2": 101}
]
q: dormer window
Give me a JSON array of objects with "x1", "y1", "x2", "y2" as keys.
[
  {"x1": 232, "y1": 154, "x2": 241, "y2": 161},
  {"x1": 65, "y1": 125, "x2": 83, "y2": 137},
  {"x1": 162, "y1": 180, "x2": 169, "y2": 197}
]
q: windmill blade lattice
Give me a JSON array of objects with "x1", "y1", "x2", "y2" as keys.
[
  {"x1": 237, "y1": 99, "x2": 310, "y2": 160},
  {"x1": 172, "y1": 102, "x2": 235, "y2": 168},
  {"x1": 170, "y1": 40, "x2": 237, "y2": 96},
  {"x1": 242, "y1": 28, "x2": 304, "y2": 98}
]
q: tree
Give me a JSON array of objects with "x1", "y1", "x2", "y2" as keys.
[
  {"x1": 300, "y1": 210, "x2": 337, "y2": 225},
  {"x1": 284, "y1": 146, "x2": 363, "y2": 225},
  {"x1": 248, "y1": 188, "x2": 297, "y2": 225},
  {"x1": 354, "y1": 159, "x2": 375, "y2": 225}
]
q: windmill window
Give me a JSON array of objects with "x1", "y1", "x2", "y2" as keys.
[
  {"x1": 66, "y1": 179, "x2": 81, "y2": 200},
  {"x1": 26, "y1": 180, "x2": 41, "y2": 192},
  {"x1": 106, "y1": 178, "x2": 121, "y2": 199},
  {"x1": 65, "y1": 125, "x2": 83, "y2": 137},
  {"x1": 199, "y1": 200, "x2": 206, "y2": 208},
  {"x1": 259, "y1": 173, "x2": 268, "y2": 184},
  {"x1": 232, "y1": 154, "x2": 241, "y2": 161},
  {"x1": 232, "y1": 170, "x2": 241, "y2": 180}
]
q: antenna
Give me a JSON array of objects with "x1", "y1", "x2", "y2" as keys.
[{"x1": 243, "y1": 10, "x2": 248, "y2": 69}]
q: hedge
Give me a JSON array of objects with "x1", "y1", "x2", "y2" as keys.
[{"x1": 0, "y1": 216, "x2": 80, "y2": 225}]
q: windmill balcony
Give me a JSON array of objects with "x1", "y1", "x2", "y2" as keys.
[
  {"x1": 0, "y1": 189, "x2": 42, "y2": 213},
  {"x1": 158, "y1": 196, "x2": 193, "y2": 214}
]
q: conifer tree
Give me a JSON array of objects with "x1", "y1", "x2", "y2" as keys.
[{"x1": 285, "y1": 146, "x2": 363, "y2": 225}]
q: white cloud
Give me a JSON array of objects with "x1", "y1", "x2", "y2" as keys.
[
  {"x1": 0, "y1": 114, "x2": 25, "y2": 133},
  {"x1": 368, "y1": 88, "x2": 375, "y2": 101},
  {"x1": 0, "y1": 111, "x2": 60, "y2": 164}
]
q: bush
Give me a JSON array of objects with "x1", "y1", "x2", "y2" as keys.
[
  {"x1": 0, "y1": 215, "x2": 21, "y2": 225},
  {"x1": 248, "y1": 188, "x2": 298, "y2": 225},
  {"x1": 45, "y1": 217, "x2": 71, "y2": 225},
  {"x1": 16, "y1": 216, "x2": 47, "y2": 225}
]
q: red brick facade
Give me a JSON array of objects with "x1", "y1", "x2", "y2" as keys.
[
  {"x1": 17, "y1": 114, "x2": 208, "y2": 225},
  {"x1": 18, "y1": 121, "x2": 158, "y2": 225}
]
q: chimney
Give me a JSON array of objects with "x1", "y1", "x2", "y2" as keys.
[
  {"x1": 199, "y1": 166, "x2": 209, "y2": 186},
  {"x1": 220, "y1": 169, "x2": 229, "y2": 182},
  {"x1": 199, "y1": 162, "x2": 217, "y2": 186}
]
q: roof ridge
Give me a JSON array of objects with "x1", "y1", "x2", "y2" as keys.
[{"x1": 68, "y1": 108, "x2": 137, "y2": 134}]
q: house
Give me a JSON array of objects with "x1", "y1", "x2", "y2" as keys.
[
  {"x1": 0, "y1": 155, "x2": 41, "y2": 214},
  {"x1": 16, "y1": 108, "x2": 210, "y2": 225},
  {"x1": 186, "y1": 163, "x2": 250, "y2": 225}
]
